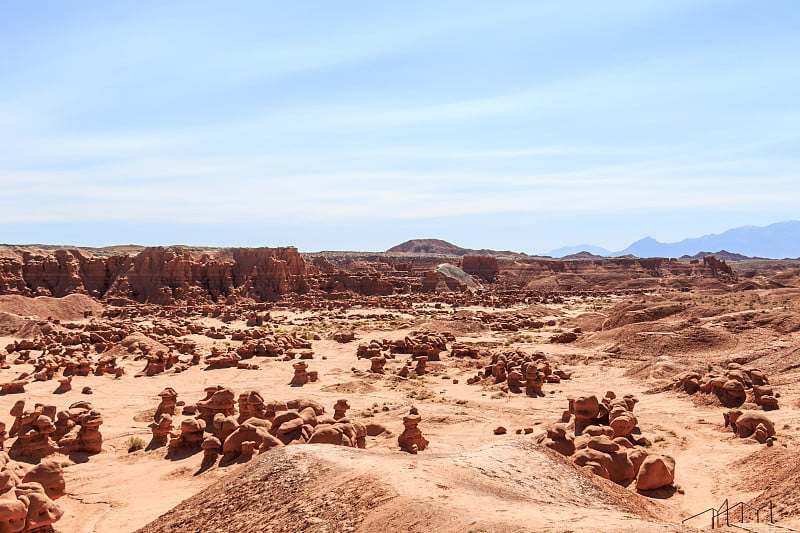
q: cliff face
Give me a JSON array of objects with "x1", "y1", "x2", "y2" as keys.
[
  {"x1": 495, "y1": 256, "x2": 737, "y2": 292},
  {"x1": 462, "y1": 255, "x2": 499, "y2": 282},
  {"x1": 0, "y1": 246, "x2": 743, "y2": 303},
  {"x1": 0, "y1": 247, "x2": 307, "y2": 304}
]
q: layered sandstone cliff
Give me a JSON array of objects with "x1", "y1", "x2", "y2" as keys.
[
  {"x1": 0, "y1": 245, "x2": 745, "y2": 304},
  {"x1": 0, "y1": 247, "x2": 307, "y2": 304}
]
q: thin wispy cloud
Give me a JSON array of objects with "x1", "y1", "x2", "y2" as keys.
[{"x1": 0, "y1": 1, "x2": 798, "y2": 250}]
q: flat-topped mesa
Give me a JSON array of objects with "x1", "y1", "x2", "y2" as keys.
[
  {"x1": 0, "y1": 246, "x2": 307, "y2": 303},
  {"x1": 0, "y1": 244, "x2": 747, "y2": 305}
]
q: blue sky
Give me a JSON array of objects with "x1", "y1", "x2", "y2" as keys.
[{"x1": 1, "y1": 1, "x2": 799, "y2": 253}]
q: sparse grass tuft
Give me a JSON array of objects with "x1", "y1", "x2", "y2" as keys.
[
  {"x1": 126, "y1": 436, "x2": 146, "y2": 453},
  {"x1": 408, "y1": 388, "x2": 433, "y2": 401}
]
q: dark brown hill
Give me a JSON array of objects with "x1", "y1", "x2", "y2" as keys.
[
  {"x1": 562, "y1": 251, "x2": 607, "y2": 259},
  {"x1": 680, "y1": 250, "x2": 757, "y2": 261},
  {"x1": 386, "y1": 238, "x2": 520, "y2": 257}
]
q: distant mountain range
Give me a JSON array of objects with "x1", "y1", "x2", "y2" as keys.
[
  {"x1": 547, "y1": 245, "x2": 612, "y2": 258},
  {"x1": 546, "y1": 221, "x2": 800, "y2": 259}
]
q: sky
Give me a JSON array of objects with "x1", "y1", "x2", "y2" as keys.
[{"x1": 1, "y1": 0, "x2": 799, "y2": 254}]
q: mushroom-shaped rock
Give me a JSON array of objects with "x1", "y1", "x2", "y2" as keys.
[
  {"x1": 271, "y1": 410, "x2": 301, "y2": 432},
  {"x1": 0, "y1": 498, "x2": 27, "y2": 533},
  {"x1": 540, "y1": 423, "x2": 575, "y2": 457},
  {"x1": 21, "y1": 460, "x2": 66, "y2": 500},
  {"x1": 155, "y1": 388, "x2": 179, "y2": 420},
  {"x1": 636, "y1": 454, "x2": 675, "y2": 490},
  {"x1": 368, "y1": 356, "x2": 386, "y2": 374},
  {"x1": 290, "y1": 361, "x2": 310, "y2": 386},
  {"x1": 572, "y1": 395, "x2": 602, "y2": 435},
  {"x1": 333, "y1": 399, "x2": 350, "y2": 420},
  {"x1": 54, "y1": 377, "x2": 72, "y2": 394},
  {"x1": 398, "y1": 411, "x2": 428, "y2": 454},
  {"x1": 237, "y1": 390, "x2": 267, "y2": 423},
  {"x1": 724, "y1": 409, "x2": 776, "y2": 441},
  {"x1": 15, "y1": 482, "x2": 64, "y2": 532},
  {"x1": 753, "y1": 385, "x2": 779, "y2": 411},
  {"x1": 201, "y1": 436, "x2": 222, "y2": 469},
  {"x1": 222, "y1": 423, "x2": 282, "y2": 462},
  {"x1": 150, "y1": 414, "x2": 173, "y2": 447},
  {"x1": 212, "y1": 414, "x2": 239, "y2": 442},
  {"x1": 573, "y1": 448, "x2": 611, "y2": 480},
  {"x1": 196, "y1": 387, "x2": 236, "y2": 425},
  {"x1": 414, "y1": 356, "x2": 428, "y2": 376},
  {"x1": 286, "y1": 398, "x2": 325, "y2": 416},
  {"x1": 609, "y1": 411, "x2": 637, "y2": 439},
  {"x1": 168, "y1": 417, "x2": 206, "y2": 453},
  {"x1": 264, "y1": 400, "x2": 288, "y2": 421}
]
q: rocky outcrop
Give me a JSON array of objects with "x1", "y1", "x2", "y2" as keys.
[
  {"x1": 0, "y1": 247, "x2": 307, "y2": 304},
  {"x1": 0, "y1": 245, "x2": 745, "y2": 303},
  {"x1": 539, "y1": 391, "x2": 673, "y2": 492},
  {"x1": 496, "y1": 256, "x2": 737, "y2": 293},
  {"x1": 461, "y1": 255, "x2": 499, "y2": 282},
  {"x1": 421, "y1": 264, "x2": 480, "y2": 293},
  {"x1": 0, "y1": 457, "x2": 66, "y2": 532}
]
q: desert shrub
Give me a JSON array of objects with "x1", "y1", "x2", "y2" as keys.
[{"x1": 126, "y1": 436, "x2": 146, "y2": 452}]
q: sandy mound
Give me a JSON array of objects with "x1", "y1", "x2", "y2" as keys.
[
  {"x1": 738, "y1": 345, "x2": 800, "y2": 379},
  {"x1": 0, "y1": 293, "x2": 103, "y2": 321},
  {"x1": 103, "y1": 333, "x2": 171, "y2": 360},
  {"x1": 562, "y1": 312, "x2": 608, "y2": 332},
  {"x1": 602, "y1": 303, "x2": 687, "y2": 330},
  {"x1": 754, "y1": 310, "x2": 800, "y2": 334},
  {"x1": 320, "y1": 381, "x2": 378, "y2": 394},
  {"x1": 589, "y1": 322, "x2": 737, "y2": 362},
  {"x1": 412, "y1": 318, "x2": 487, "y2": 335},
  {"x1": 137, "y1": 441, "x2": 678, "y2": 533},
  {"x1": 525, "y1": 273, "x2": 592, "y2": 292},
  {"x1": 733, "y1": 446, "x2": 800, "y2": 520},
  {"x1": 0, "y1": 312, "x2": 47, "y2": 338}
]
